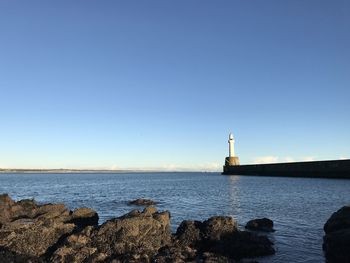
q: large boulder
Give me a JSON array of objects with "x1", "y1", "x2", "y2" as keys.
[
  {"x1": 176, "y1": 216, "x2": 238, "y2": 246},
  {"x1": 128, "y1": 198, "x2": 157, "y2": 206},
  {"x1": 323, "y1": 205, "x2": 350, "y2": 263},
  {"x1": 202, "y1": 216, "x2": 238, "y2": 241},
  {"x1": 221, "y1": 230, "x2": 275, "y2": 259},
  {"x1": 176, "y1": 220, "x2": 203, "y2": 247},
  {"x1": 324, "y1": 206, "x2": 350, "y2": 234},
  {"x1": 51, "y1": 206, "x2": 171, "y2": 262},
  {"x1": 245, "y1": 218, "x2": 274, "y2": 232},
  {"x1": 160, "y1": 216, "x2": 275, "y2": 262},
  {"x1": 50, "y1": 226, "x2": 98, "y2": 263},
  {"x1": 0, "y1": 194, "x2": 98, "y2": 262},
  {"x1": 92, "y1": 206, "x2": 171, "y2": 258},
  {"x1": 67, "y1": 207, "x2": 99, "y2": 228},
  {"x1": 0, "y1": 194, "x2": 15, "y2": 222}
]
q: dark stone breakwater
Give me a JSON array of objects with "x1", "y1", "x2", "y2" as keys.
[
  {"x1": 0, "y1": 194, "x2": 275, "y2": 263},
  {"x1": 223, "y1": 159, "x2": 350, "y2": 179}
]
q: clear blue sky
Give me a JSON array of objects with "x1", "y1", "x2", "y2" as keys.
[{"x1": 0, "y1": 1, "x2": 349, "y2": 171}]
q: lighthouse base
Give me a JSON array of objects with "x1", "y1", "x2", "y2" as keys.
[{"x1": 225, "y1": 157, "x2": 240, "y2": 166}]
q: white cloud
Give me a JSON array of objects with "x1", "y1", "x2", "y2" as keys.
[
  {"x1": 339, "y1": 156, "x2": 348, "y2": 160},
  {"x1": 159, "y1": 162, "x2": 221, "y2": 172},
  {"x1": 110, "y1": 165, "x2": 120, "y2": 170},
  {"x1": 108, "y1": 162, "x2": 222, "y2": 172},
  {"x1": 282, "y1": 157, "x2": 295, "y2": 163},
  {"x1": 253, "y1": 156, "x2": 279, "y2": 164},
  {"x1": 253, "y1": 156, "x2": 317, "y2": 164},
  {"x1": 301, "y1": 156, "x2": 315, "y2": 162}
]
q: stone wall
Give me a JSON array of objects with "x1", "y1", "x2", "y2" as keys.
[
  {"x1": 223, "y1": 159, "x2": 350, "y2": 179},
  {"x1": 225, "y1": 157, "x2": 240, "y2": 166}
]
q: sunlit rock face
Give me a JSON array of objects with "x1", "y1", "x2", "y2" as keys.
[
  {"x1": 51, "y1": 206, "x2": 171, "y2": 263},
  {"x1": 0, "y1": 194, "x2": 98, "y2": 262},
  {"x1": 0, "y1": 194, "x2": 275, "y2": 263}
]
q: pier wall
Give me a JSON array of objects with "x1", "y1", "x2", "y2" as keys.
[{"x1": 222, "y1": 159, "x2": 350, "y2": 179}]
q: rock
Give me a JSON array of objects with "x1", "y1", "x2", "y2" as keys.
[
  {"x1": 128, "y1": 198, "x2": 157, "y2": 206},
  {"x1": 51, "y1": 206, "x2": 171, "y2": 262},
  {"x1": 50, "y1": 225, "x2": 97, "y2": 263},
  {"x1": 67, "y1": 207, "x2": 99, "y2": 228},
  {"x1": 245, "y1": 218, "x2": 274, "y2": 232},
  {"x1": 323, "y1": 205, "x2": 350, "y2": 263},
  {"x1": 324, "y1": 205, "x2": 350, "y2": 234},
  {"x1": 175, "y1": 216, "x2": 238, "y2": 249},
  {"x1": 0, "y1": 194, "x2": 14, "y2": 206},
  {"x1": 0, "y1": 194, "x2": 275, "y2": 263},
  {"x1": 143, "y1": 206, "x2": 158, "y2": 215},
  {"x1": 92, "y1": 207, "x2": 171, "y2": 258},
  {"x1": 0, "y1": 220, "x2": 76, "y2": 260},
  {"x1": 0, "y1": 194, "x2": 14, "y2": 224},
  {"x1": 323, "y1": 228, "x2": 350, "y2": 263},
  {"x1": 154, "y1": 244, "x2": 197, "y2": 263},
  {"x1": 201, "y1": 252, "x2": 234, "y2": 263},
  {"x1": 202, "y1": 216, "x2": 238, "y2": 241},
  {"x1": 221, "y1": 231, "x2": 275, "y2": 259},
  {"x1": 171, "y1": 216, "x2": 274, "y2": 262},
  {"x1": 0, "y1": 194, "x2": 99, "y2": 262},
  {"x1": 176, "y1": 220, "x2": 203, "y2": 247}
]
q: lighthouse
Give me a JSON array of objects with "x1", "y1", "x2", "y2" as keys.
[
  {"x1": 225, "y1": 133, "x2": 240, "y2": 166},
  {"x1": 228, "y1": 133, "x2": 235, "y2": 157}
]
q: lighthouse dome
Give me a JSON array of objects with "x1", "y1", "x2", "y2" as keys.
[{"x1": 229, "y1": 133, "x2": 234, "y2": 140}]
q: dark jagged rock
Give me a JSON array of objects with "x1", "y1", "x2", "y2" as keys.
[
  {"x1": 128, "y1": 198, "x2": 157, "y2": 206},
  {"x1": 245, "y1": 218, "x2": 275, "y2": 232},
  {"x1": 323, "y1": 205, "x2": 350, "y2": 263},
  {"x1": 0, "y1": 194, "x2": 16, "y2": 224},
  {"x1": 220, "y1": 230, "x2": 274, "y2": 259},
  {"x1": 160, "y1": 216, "x2": 274, "y2": 262},
  {"x1": 323, "y1": 229, "x2": 350, "y2": 263},
  {"x1": 91, "y1": 206, "x2": 171, "y2": 258},
  {"x1": 176, "y1": 220, "x2": 203, "y2": 247},
  {"x1": 50, "y1": 225, "x2": 98, "y2": 263},
  {"x1": 324, "y1": 205, "x2": 350, "y2": 234},
  {"x1": 201, "y1": 216, "x2": 238, "y2": 241},
  {"x1": 0, "y1": 194, "x2": 98, "y2": 262},
  {"x1": 0, "y1": 194, "x2": 275, "y2": 263},
  {"x1": 66, "y1": 207, "x2": 99, "y2": 228},
  {"x1": 175, "y1": 216, "x2": 238, "y2": 248},
  {"x1": 51, "y1": 206, "x2": 171, "y2": 262}
]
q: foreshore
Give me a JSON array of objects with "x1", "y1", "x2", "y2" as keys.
[
  {"x1": 0, "y1": 194, "x2": 274, "y2": 263},
  {"x1": 0, "y1": 194, "x2": 349, "y2": 262}
]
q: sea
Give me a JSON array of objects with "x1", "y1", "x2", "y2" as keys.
[{"x1": 0, "y1": 172, "x2": 349, "y2": 263}]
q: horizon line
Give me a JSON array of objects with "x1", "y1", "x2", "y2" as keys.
[
  {"x1": 1, "y1": 158, "x2": 349, "y2": 173},
  {"x1": 0, "y1": 168, "x2": 220, "y2": 173}
]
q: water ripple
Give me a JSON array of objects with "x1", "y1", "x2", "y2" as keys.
[{"x1": 0, "y1": 172, "x2": 349, "y2": 263}]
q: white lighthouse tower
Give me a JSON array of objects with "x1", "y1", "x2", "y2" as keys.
[
  {"x1": 225, "y1": 133, "x2": 240, "y2": 166},
  {"x1": 228, "y1": 133, "x2": 235, "y2": 157}
]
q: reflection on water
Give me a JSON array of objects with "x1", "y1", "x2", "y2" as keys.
[
  {"x1": 0, "y1": 172, "x2": 349, "y2": 263},
  {"x1": 228, "y1": 176, "x2": 241, "y2": 218}
]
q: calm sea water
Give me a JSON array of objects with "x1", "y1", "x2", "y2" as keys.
[{"x1": 0, "y1": 172, "x2": 349, "y2": 263}]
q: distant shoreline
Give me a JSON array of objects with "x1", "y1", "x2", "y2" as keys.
[
  {"x1": 0, "y1": 169, "x2": 129, "y2": 174},
  {"x1": 0, "y1": 169, "x2": 213, "y2": 174}
]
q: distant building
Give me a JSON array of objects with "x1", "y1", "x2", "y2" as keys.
[{"x1": 225, "y1": 133, "x2": 240, "y2": 166}]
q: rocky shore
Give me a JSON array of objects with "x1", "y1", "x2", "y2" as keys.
[
  {"x1": 323, "y1": 205, "x2": 350, "y2": 263},
  {"x1": 0, "y1": 194, "x2": 275, "y2": 263}
]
